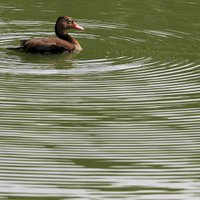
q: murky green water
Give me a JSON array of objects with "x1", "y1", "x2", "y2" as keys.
[{"x1": 0, "y1": 0, "x2": 200, "y2": 199}]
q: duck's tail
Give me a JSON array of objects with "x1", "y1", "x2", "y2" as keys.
[
  {"x1": 7, "y1": 47, "x2": 23, "y2": 51},
  {"x1": 7, "y1": 40, "x2": 28, "y2": 52}
]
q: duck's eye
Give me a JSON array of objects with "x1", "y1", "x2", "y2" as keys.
[{"x1": 67, "y1": 20, "x2": 72, "y2": 24}]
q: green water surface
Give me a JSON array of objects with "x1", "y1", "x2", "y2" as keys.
[{"x1": 0, "y1": 0, "x2": 200, "y2": 199}]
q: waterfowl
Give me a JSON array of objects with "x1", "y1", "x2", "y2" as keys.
[{"x1": 19, "y1": 16, "x2": 84, "y2": 54}]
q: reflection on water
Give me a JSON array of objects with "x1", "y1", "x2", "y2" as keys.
[{"x1": 0, "y1": 0, "x2": 200, "y2": 199}]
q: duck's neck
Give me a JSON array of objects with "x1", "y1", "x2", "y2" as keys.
[
  {"x1": 55, "y1": 27, "x2": 81, "y2": 49},
  {"x1": 57, "y1": 32, "x2": 74, "y2": 43}
]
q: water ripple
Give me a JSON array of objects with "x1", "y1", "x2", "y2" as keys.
[{"x1": 0, "y1": 9, "x2": 200, "y2": 200}]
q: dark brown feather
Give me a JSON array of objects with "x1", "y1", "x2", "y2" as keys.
[{"x1": 21, "y1": 37, "x2": 75, "y2": 54}]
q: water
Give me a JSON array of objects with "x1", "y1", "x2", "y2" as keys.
[{"x1": 0, "y1": 0, "x2": 200, "y2": 199}]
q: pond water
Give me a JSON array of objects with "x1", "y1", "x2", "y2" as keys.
[{"x1": 0, "y1": 0, "x2": 200, "y2": 199}]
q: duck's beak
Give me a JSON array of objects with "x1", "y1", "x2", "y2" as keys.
[{"x1": 73, "y1": 22, "x2": 84, "y2": 31}]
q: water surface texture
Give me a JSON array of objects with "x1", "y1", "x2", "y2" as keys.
[{"x1": 0, "y1": 0, "x2": 200, "y2": 199}]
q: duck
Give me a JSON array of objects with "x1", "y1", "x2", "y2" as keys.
[{"x1": 18, "y1": 16, "x2": 84, "y2": 54}]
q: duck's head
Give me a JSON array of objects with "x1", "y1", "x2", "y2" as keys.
[{"x1": 55, "y1": 16, "x2": 84, "y2": 34}]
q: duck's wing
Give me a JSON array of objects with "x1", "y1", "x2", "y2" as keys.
[{"x1": 21, "y1": 37, "x2": 75, "y2": 53}]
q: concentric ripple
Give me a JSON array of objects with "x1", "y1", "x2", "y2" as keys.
[{"x1": 0, "y1": 1, "x2": 200, "y2": 199}]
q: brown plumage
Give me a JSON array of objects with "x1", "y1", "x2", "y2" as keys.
[{"x1": 19, "y1": 16, "x2": 84, "y2": 54}]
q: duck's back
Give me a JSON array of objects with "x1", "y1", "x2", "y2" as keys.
[{"x1": 21, "y1": 37, "x2": 75, "y2": 54}]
